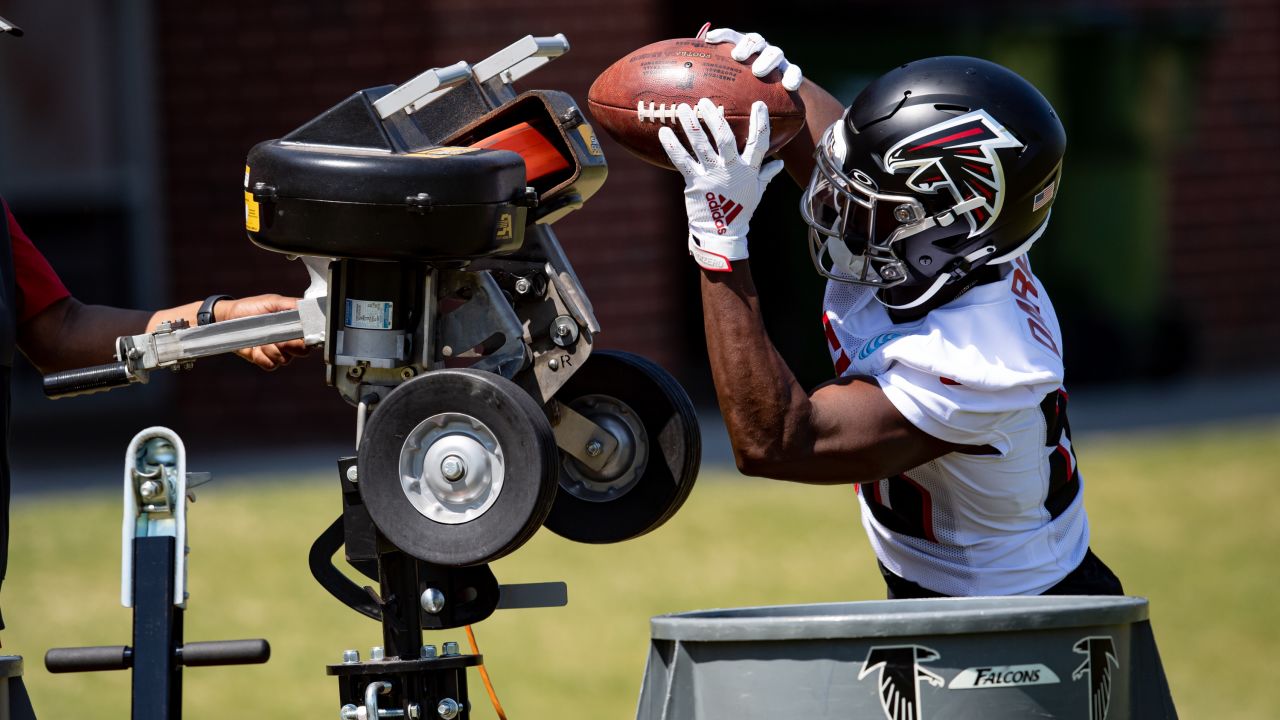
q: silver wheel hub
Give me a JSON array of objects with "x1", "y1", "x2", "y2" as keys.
[
  {"x1": 561, "y1": 395, "x2": 648, "y2": 502},
  {"x1": 399, "y1": 412, "x2": 505, "y2": 524}
]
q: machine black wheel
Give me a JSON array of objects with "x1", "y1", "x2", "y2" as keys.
[
  {"x1": 543, "y1": 351, "x2": 700, "y2": 543},
  {"x1": 358, "y1": 370, "x2": 558, "y2": 566}
]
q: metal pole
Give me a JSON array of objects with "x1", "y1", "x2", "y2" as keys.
[{"x1": 131, "y1": 536, "x2": 181, "y2": 720}]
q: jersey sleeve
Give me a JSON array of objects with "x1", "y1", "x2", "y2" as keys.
[
  {"x1": 876, "y1": 363, "x2": 1044, "y2": 454},
  {"x1": 872, "y1": 284, "x2": 1066, "y2": 453},
  {"x1": 4, "y1": 200, "x2": 71, "y2": 323}
]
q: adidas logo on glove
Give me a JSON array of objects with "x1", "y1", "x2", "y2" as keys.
[{"x1": 704, "y1": 193, "x2": 744, "y2": 235}]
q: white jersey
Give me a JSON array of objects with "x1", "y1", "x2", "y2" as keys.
[{"x1": 822, "y1": 255, "x2": 1088, "y2": 596}]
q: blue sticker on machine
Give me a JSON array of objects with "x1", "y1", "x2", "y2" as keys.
[{"x1": 345, "y1": 299, "x2": 394, "y2": 330}]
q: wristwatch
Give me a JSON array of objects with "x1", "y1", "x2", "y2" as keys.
[{"x1": 197, "y1": 294, "x2": 234, "y2": 326}]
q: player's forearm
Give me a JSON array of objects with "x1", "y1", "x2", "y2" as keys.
[
  {"x1": 777, "y1": 78, "x2": 845, "y2": 186},
  {"x1": 18, "y1": 298, "x2": 152, "y2": 372},
  {"x1": 700, "y1": 264, "x2": 832, "y2": 481}
]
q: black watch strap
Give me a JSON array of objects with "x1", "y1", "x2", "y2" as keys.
[{"x1": 197, "y1": 294, "x2": 234, "y2": 326}]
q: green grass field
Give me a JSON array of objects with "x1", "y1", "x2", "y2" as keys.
[{"x1": 5, "y1": 419, "x2": 1279, "y2": 718}]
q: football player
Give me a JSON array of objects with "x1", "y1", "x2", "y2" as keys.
[{"x1": 658, "y1": 28, "x2": 1123, "y2": 598}]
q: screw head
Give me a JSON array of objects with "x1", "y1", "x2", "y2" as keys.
[
  {"x1": 342, "y1": 649, "x2": 360, "y2": 664},
  {"x1": 345, "y1": 466, "x2": 359, "y2": 483},
  {"x1": 514, "y1": 278, "x2": 532, "y2": 295},
  {"x1": 139, "y1": 480, "x2": 162, "y2": 500},
  {"x1": 437, "y1": 698, "x2": 462, "y2": 719},
  {"x1": 420, "y1": 587, "x2": 446, "y2": 614},
  {"x1": 439, "y1": 455, "x2": 466, "y2": 482},
  {"x1": 400, "y1": 367, "x2": 417, "y2": 380},
  {"x1": 893, "y1": 204, "x2": 918, "y2": 223},
  {"x1": 585, "y1": 440, "x2": 603, "y2": 457},
  {"x1": 442, "y1": 641, "x2": 460, "y2": 656},
  {"x1": 370, "y1": 646, "x2": 385, "y2": 661},
  {"x1": 556, "y1": 323, "x2": 570, "y2": 337},
  {"x1": 548, "y1": 358, "x2": 560, "y2": 371},
  {"x1": 420, "y1": 644, "x2": 438, "y2": 659}
]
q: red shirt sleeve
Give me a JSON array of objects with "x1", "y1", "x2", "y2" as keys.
[{"x1": 4, "y1": 200, "x2": 71, "y2": 323}]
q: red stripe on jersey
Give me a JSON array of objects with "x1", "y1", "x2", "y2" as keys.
[
  {"x1": 940, "y1": 376, "x2": 962, "y2": 386},
  {"x1": 900, "y1": 474, "x2": 937, "y2": 543},
  {"x1": 1055, "y1": 444, "x2": 1074, "y2": 479},
  {"x1": 834, "y1": 351, "x2": 851, "y2": 375},
  {"x1": 821, "y1": 313, "x2": 841, "y2": 351}
]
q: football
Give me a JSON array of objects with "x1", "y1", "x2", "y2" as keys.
[{"x1": 587, "y1": 37, "x2": 806, "y2": 170}]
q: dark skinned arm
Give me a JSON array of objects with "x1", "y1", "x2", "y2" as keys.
[
  {"x1": 776, "y1": 78, "x2": 847, "y2": 186},
  {"x1": 18, "y1": 294, "x2": 307, "y2": 374},
  {"x1": 701, "y1": 262, "x2": 964, "y2": 484}
]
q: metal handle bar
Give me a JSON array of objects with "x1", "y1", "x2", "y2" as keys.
[{"x1": 46, "y1": 639, "x2": 270, "y2": 673}]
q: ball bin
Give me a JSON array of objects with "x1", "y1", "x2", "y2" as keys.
[{"x1": 637, "y1": 596, "x2": 1176, "y2": 719}]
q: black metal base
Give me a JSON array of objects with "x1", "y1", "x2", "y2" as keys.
[
  {"x1": 317, "y1": 457, "x2": 509, "y2": 720},
  {"x1": 328, "y1": 655, "x2": 480, "y2": 719}
]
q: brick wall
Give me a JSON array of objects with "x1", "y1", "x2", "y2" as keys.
[
  {"x1": 1163, "y1": 0, "x2": 1280, "y2": 372},
  {"x1": 154, "y1": 0, "x2": 681, "y2": 445}
]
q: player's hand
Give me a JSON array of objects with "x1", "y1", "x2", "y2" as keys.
[
  {"x1": 215, "y1": 294, "x2": 311, "y2": 370},
  {"x1": 658, "y1": 98, "x2": 785, "y2": 271},
  {"x1": 703, "y1": 28, "x2": 803, "y2": 92}
]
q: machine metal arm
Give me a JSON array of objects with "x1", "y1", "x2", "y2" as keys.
[{"x1": 42, "y1": 296, "x2": 327, "y2": 399}]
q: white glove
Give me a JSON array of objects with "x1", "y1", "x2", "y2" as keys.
[
  {"x1": 703, "y1": 28, "x2": 803, "y2": 92},
  {"x1": 659, "y1": 98, "x2": 785, "y2": 272}
]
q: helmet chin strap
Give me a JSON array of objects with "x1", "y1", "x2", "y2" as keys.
[
  {"x1": 878, "y1": 273, "x2": 951, "y2": 310},
  {"x1": 878, "y1": 214, "x2": 1052, "y2": 311}
]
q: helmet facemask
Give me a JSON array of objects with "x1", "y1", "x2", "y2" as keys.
[{"x1": 801, "y1": 124, "x2": 992, "y2": 296}]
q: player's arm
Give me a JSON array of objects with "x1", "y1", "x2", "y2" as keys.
[
  {"x1": 661, "y1": 100, "x2": 961, "y2": 484},
  {"x1": 702, "y1": 28, "x2": 845, "y2": 184},
  {"x1": 776, "y1": 80, "x2": 844, "y2": 185},
  {"x1": 19, "y1": 295, "x2": 307, "y2": 374},
  {"x1": 700, "y1": 266, "x2": 962, "y2": 484}
]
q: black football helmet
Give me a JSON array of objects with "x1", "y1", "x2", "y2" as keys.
[{"x1": 800, "y1": 56, "x2": 1066, "y2": 309}]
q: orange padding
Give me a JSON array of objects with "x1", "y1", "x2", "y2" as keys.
[{"x1": 469, "y1": 121, "x2": 570, "y2": 182}]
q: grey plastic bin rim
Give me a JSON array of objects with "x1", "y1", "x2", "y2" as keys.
[{"x1": 650, "y1": 596, "x2": 1149, "y2": 642}]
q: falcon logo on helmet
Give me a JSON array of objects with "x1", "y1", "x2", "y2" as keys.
[{"x1": 882, "y1": 110, "x2": 1023, "y2": 239}]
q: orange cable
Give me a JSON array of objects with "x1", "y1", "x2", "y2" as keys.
[{"x1": 466, "y1": 624, "x2": 509, "y2": 720}]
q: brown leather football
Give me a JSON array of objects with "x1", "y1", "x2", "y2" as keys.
[{"x1": 588, "y1": 37, "x2": 806, "y2": 170}]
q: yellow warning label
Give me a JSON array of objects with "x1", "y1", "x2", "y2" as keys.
[
  {"x1": 243, "y1": 164, "x2": 251, "y2": 189},
  {"x1": 244, "y1": 191, "x2": 260, "y2": 232},
  {"x1": 577, "y1": 124, "x2": 603, "y2": 157},
  {"x1": 496, "y1": 212, "x2": 513, "y2": 240}
]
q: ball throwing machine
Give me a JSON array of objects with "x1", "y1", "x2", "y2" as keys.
[{"x1": 43, "y1": 34, "x2": 701, "y2": 719}]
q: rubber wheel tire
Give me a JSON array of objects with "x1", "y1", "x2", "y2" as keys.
[
  {"x1": 543, "y1": 351, "x2": 700, "y2": 543},
  {"x1": 358, "y1": 369, "x2": 558, "y2": 566}
]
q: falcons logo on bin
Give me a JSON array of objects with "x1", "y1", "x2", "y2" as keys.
[
  {"x1": 858, "y1": 644, "x2": 945, "y2": 720},
  {"x1": 882, "y1": 109, "x2": 1023, "y2": 238},
  {"x1": 1072, "y1": 635, "x2": 1120, "y2": 720}
]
